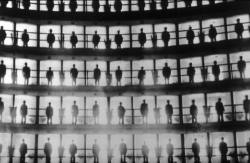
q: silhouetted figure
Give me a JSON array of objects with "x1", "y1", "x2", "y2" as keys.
[
  {"x1": 92, "y1": 140, "x2": 100, "y2": 163},
  {"x1": 140, "y1": 99, "x2": 148, "y2": 124},
  {"x1": 59, "y1": 71, "x2": 65, "y2": 85},
  {"x1": 142, "y1": 141, "x2": 149, "y2": 163},
  {"x1": 167, "y1": 139, "x2": 174, "y2": 163},
  {"x1": 21, "y1": 29, "x2": 29, "y2": 47},
  {"x1": 44, "y1": 138, "x2": 52, "y2": 163},
  {"x1": 70, "y1": 64, "x2": 78, "y2": 86},
  {"x1": 162, "y1": 27, "x2": 170, "y2": 47},
  {"x1": 115, "y1": 66, "x2": 122, "y2": 86},
  {"x1": 46, "y1": 102, "x2": 53, "y2": 124},
  {"x1": 23, "y1": 0, "x2": 30, "y2": 11},
  {"x1": 11, "y1": 69, "x2": 17, "y2": 84},
  {"x1": 92, "y1": 0, "x2": 100, "y2": 13},
  {"x1": 219, "y1": 137, "x2": 228, "y2": 163},
  {"x1": 209, "y1": 25, "x2": 217, "y2": 42},
  {"x1": 138, "y1": 0, "x2": 145, "y2": 12},
  {"x1": 22, "y1": 62, "x2": 30, "y2": 85},
  {"x1": 47, "y1": 29, "x2": 55, "y2": 48},
  {"x1": 94, "y1": 64, "x2": 101, "y2": 86},
  {"x1": 165, "y1": 100, "x2": 173, "y2": 124},
  {"x1": 192, "y1": 138, "x2": 200, "y2": 163},
  {"x1": 93, "y1": 101, "x2": 99, "y2": 124},
  {"x1": 190, "y1": 100, "x2": 198, "y2": 124},
  {"x1": 70, "y1": 32, "x2": 78, "y2": 49},
  {"x1": 115, "y1": 30, "x2": 123, "y2": 49},
  {"x1": 120, "y1": 139, "x2": 127, "y2": 163},
  {"x1": 19, "y1": 139, "x2": 27, "y2": 163},
  {"x1": 71, "y1": 101, "x2": 79, "y2": 124},
  {"x1": 114, "y1": 0, "x2": 122, "y2": 12},
  {"x1": 216, "y1": 98, "x2": 224, "y2": 123},
  {"x1": 69, "y1": 140, "x2": 77, "y2": 163},
  {"x1": 244, "y1": 95, "x2": 250, "y2": 121},
  {"x1": 152, "y1": 69, "x2": 158, "y2": 85},
  {"x1": 138, "y1": 67, "x2": 146, "y2": 85},
  {"x1": 69, "y1": 0, "x2": 78, "y2": 12},
  {"x1": 161, "y1": 0, "x2": 169, "y2": 10},
  {"x1": 20, "y1": 101, "x2": 28, "y2": 124},
  {"x1": 235, "y1": 19, "x2": 244, "y2": 39},
  {"x1": 139, "y1": 28, "x2": 146, "y2": 48},
  {"x1": 200, "y1": 66, "x2": 208, "y2": 82},
  {"x1": 118, "y1": 102, "x2": 126, "y2": 124},
  {"x1": 0, "y1": 26, "x2": 6, "y2": 45},
  {"x1": 238, "y1": 56, "x2": 246, "y2": 79},
  {"x1": 186, "y1": 26, "x2": 195, "y2": 45},
  {"x1": 209, "y1": 0, "x2": 215, "y2": 5},
  {"x1": 46, "y1": 0, "x2": 54, "y2": 12},
  {"x1": 92, "y1": 31, "x2": 100, "y2": 50},
  {"x1": 246, "y1": 138, "x2": 250, "y2": 162},
  {"x1": 184, "y1": 0, "x2": 192, "y2": 8},
  {"x1": 0, "y1": 60, "x2": 6, "y2": 84},
  {"x1": 163, "y1": 63, "x2": 171, "y2": 85},
  {"x1": 212, "y1": 61, "x2": 220, "y2": 81},
  {"x1": 187, "y1": 63, "x2": 195, "y2": 83},
  {"x1": 0, "y1": 97, "x2": 4, "y2": 123},
  {"x1": 0, "y1": 0, "x2": 8, "y2": 9},
  {"x1": 46, "y1": 67, "x2": 54, "y2": 86}
]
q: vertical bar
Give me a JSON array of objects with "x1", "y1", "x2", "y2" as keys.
[
  {"x1": 36, "y1": 96, "x2": 40, "y2": 125},
  {"x1": 60, "y1": 25, "x2": 63, "y2": 48},
  {"x1": 13, "y1": 58, "x2": 16, "y2": 84},
  {"x1": 84, "y1": 135, "x2": 87, "y2": 163},
  {"x1": 60, "y1": 134, "x2": 62, "y2": 146},
  {"x1": 10, "y1": 134, "x2": 13, "y2": 163},
  {"x1": 199, "y1": 19, "x2": 203, "y2": 34},
  {"x1": 37, "y1": 25, "x2": 40, "y2": 48},
  {"x1": 175, "y1": 23, "x2": 179, "y2": 46},
  {"x1": 130, "y1": 60, "x2": 133, "y2": 85},
  {"x1": 131, "y1": 97, "x2": 134, "y2": 124},
  {"x1": 13, "y1": 22, "x2": 16, "y2": 46},
  {"x1": 107, "y1": 97, "x2": 110, "y2": 124},
  {"x1": 230, "y1": 91, "x2": 236, "y2": 122},
  {"x1": 224, "y1": 17, "x2": 228, "y2": 41},
  {"x1": 37, "y1": 0, "x2": 40, "y2": 12},
  {"x1": 204, "y1": 93, "x2": 208, "y2": 123},
  {"x1": 177, "y1": 59, "x2": 181, "y2": 84},
  {"x1": 129, "y1": 25, "x2": 132, "y2": 48},
  {"x1": 152, "y1": 24, "x2": 155, "y2": 35},
  {"x1": 61, "y1": 60, "x2": 63, "y2": 72},
  {"x1": 174, "y1": 0, "x2": 178, "y2": 9},
  {"x1": 60, "y1": 97, "x2": 63, "y2": 124},
  {"x1": 132, "y1": 134, "x2": 135, "y2": 163},
  {"x1": 181, "y1": 134, "x2": 186, "y2": 163},
  {"x1": 178, "y1": 95, "x2": 183, "y2": 124},
  {"x1": 227, "y1": 53, "x2": 232, "y2": 80},
  {"x1": 207, "y1": 132, "x2": 212, "y2": 163},
  {"x1": 154, "y1": 96, "x2": 157, "y2": 109},
  {"x1": 233, "y1": 131, "x2": 239, "y2": 163},
  {"x1": 34, "y1": 135, "x2": 38, "y2": 163},
  {"x1": 107, "y1": 61, "x2": 110, "y2": 74},
  {"x1": 153, "y1": 59, "x2": 156, "y2": 71},
  {"x1": 128, "y1": 0, "x2": 131, "y2": 12},
  {"x1": 83, "y1": 0, "x2": 85, "y2": 12},
  {"x1": 37, "y1": 60, "x2": 40, "y2": 86},
  {"x1": 12, "y1": 95, "x2": 15, "y2": 123},
  {"x1": 106, "y1": 26, "x2": 109, "y2": 41},
  {"x1": 84, "y1": 97, "x2": 87, "y2": 124},
  {"x1": 84, "y1": 26, "x2": 86, "y2": 49},
  {"x1": 84, "y1": 61, "x2": 87, "y2": 86}
]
